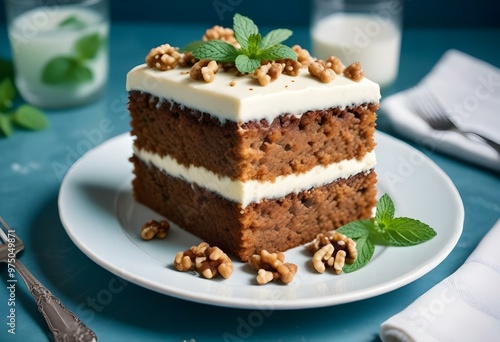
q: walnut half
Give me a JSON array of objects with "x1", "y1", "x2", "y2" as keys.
[
  {"x1": 140, "y1": 219, "x2": 170, "y2": 240},
  {"x1": 248, "y1": 250, "x2": 298, "y2": 285},
  {"x1": 174, "y1": 242, "x2": 233, "y2": 279},
  {"x1": 307, "y1": 231, "x2": 357, "y2": 274},
  {"x1": 145, "y1": 44, "x2": 181, "y2": 71}
]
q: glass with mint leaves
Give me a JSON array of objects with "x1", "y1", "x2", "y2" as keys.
[{"x1": 5, "y1": 0, "x2": 109, "y2": 109}]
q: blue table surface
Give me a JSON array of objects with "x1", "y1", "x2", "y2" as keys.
[{"x1": 0, "y1": 23, "x2": 499, "y2": 342}]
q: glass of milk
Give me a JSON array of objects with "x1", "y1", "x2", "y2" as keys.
[
  {"x1": 5, "y1": 0, "x2": 109, "y2": 109},
  {"x1": 311, "y1": 0, "x2": 403, "y2": 89}
]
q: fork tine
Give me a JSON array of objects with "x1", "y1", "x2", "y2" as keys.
[{"x1": 421, "y1": 87, "x2": 444, "y2": 117}]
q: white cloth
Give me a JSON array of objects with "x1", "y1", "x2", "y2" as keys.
[
  {"x1": 381, "y1": 49, "x2": 500, "y2": 172},
  {"x1": 379, "y1": 219, "x2": 500, "y2": 342}
]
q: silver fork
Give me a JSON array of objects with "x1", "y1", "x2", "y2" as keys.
[
  {"x1": 408, "y1": 86, "x2": 500, "y2": 154},
  {"x1": 0, "y1": 216, "x2": 97, "y2": 342}
]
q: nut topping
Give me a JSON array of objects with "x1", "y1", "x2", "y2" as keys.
[
  {"x1": 343, "y1": 61, "x2": 364, "y2": 82},
  {"x1": 189, "y1": 59, "x2": 219, "y2": 83},
  {"x1": 307, "y1": 231, "x2": 357, "y2": 274},
  {"x1": 248, "y1": 250, "x2": 298, "y2": 285},
  {"x1": 145, "y1": 44, "x2": 181, "y2": 71},
  {"x1": 140, "y1": 219, "x2": 170, "y2": 240},
  {"x1": 174, "y1": 242, "x2": 233, "y2": 279}
]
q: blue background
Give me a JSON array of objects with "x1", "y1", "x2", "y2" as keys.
[
  {"x1": 1, "y1": 0, "x2": 500, "y2": 28},
  {"x1": 0, "y1": 1, "x2": 499, "y2": 342}
]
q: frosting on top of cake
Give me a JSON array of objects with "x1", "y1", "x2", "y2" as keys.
[{"x1": 126, "y1": 64, "x2": 380, "y2": 123}]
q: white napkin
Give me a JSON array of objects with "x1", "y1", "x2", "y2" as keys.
[
  {"x1": 381, "y1": 49, "x2": 500, "y2": 172},
  {"x1": 379, "y1": 218, "x2": 500, "y2": 342}
]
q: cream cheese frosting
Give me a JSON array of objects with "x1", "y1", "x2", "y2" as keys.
[
  {"x1": 133, "y1": 146, "x2": 377, "y2": 208},
  {"x1": 126, "y1": 64, "x2": 381, "y2": 123}
]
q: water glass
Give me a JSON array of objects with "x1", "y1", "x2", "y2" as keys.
[
  {"x1": 311, "y1": 0, "x2": 403, "y2": 89},
  {"x1": 5, "y1": 0, "x2": 109, "y2": 109}
]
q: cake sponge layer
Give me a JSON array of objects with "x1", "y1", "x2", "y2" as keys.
[
  {"x1": 129, "y1": 91, "x2": 377, "y2": 182},
  {"x1": 131, "y1": 156, "x2": 377, "y2": 262}
]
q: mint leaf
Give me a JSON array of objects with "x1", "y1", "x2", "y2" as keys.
[
  {"x1": 259, "y1": 44, "x2": 297, "y2": 61},
  {"x1": 183, "y1": 14, "x2": 297, "y2": 74},
  {"x1": 180, "y1": 40, "x2": 204, "y2": 53},
  {"x1": 381, "y1": 217, "x2": 437, "y2": 246},
  {"x1": 0, "y1": 114, "x2": 13, "y2": 137},
  {"x1": 76, "y1": 33, "x2": 101, "y2": 60},
  {"x1": 233, "y1": 13, "x2": 258, "y2": 50},
  {"x1": 246, "y1": 33, "x2": 262, "y2": 56},
  {"x1": 0, "y1": 58, "x2": 15, "y2": 81},
  {"x1": 235, "y1": 54, "x2": 261, "y2": 74},
  {"x1": 13, "y1": 105, "x2": 48, "y2": 130},
  {"x1": 375, "y1": 193, "x2": 395, "y2": 227},
  {"x1": 261, "y1": 29, "x2": 293, "y2": 49},
  {"x1": 72, "y1": 63, "x2": 93, "y2": 82},
  {"x1": 342, "y1": 235, "x2": 374, "y2": 273},
  {"x1": 41, "y1": 57, "x2": 92, "y2": 84},
  {"x1": 59, "y1": 15, "x2": 86, "y2": 29},
  {"x1": 0, "y1": 78, "x2": 17, "y2": 111},
  {"x1": 337, "y1": 219, "x2": 372, "y2": 239},
  {"x1": 192, "y1": 40, "x2": 239, "y2": 62}
]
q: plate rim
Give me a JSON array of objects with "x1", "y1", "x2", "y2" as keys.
[{"x1": 58, "y1": 131, "x2": 464, "y2": 309}]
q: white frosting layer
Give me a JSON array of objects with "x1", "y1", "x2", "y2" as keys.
[
  {"x1": 133, "y1": 145, "x2": 377, "y2": 208},
  {"x1": 126, "y1": 64, "x2": 380, "y2": 123}
]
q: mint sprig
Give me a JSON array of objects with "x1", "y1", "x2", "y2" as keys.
[
  {"x1": 0, "y1": 60, "x2": 49, "y2": 138},
  {"x1": 336, "y1": 193, "x2": 437, "y2": 273},
  {"x1": 187, "y1": 13, "x2": 297, "y2": 74}
]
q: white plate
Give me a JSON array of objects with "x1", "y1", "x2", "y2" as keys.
[{"x1": 58, "y1": 131, "x2": 463, "y2": 309}]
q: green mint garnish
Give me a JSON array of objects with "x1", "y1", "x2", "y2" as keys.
[
  {"x1": 0, "y1": 58, "x2": 49, "y2": 138},
  {"x1": 187, "y1": 13, "x2": 297, "y2": 74},
  {"x1": 0, "y1": 113, "x2": 13, "y2": 137},
  {"x1": 12, "y1": 104, "x2": 49, "y2": 130},
  {"x1": 336, "y1": 193, "x2": 437, "y2": 273},
  {"x1": 58, "y1": 15, "x2": 86, "y2": 29},
  {"x1": 0, "y1": 78, "x2": 16, "y2": 111},
  {"x1": 0, "y1": 58, "x2": 15, "y2": 83},
  {"x1": 42, "y1": 32, "x2": 103, "y2": 85}
]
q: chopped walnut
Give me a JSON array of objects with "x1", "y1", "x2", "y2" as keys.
[
  {"x1": 189, "y1": 59, "x2": 219, "y2": 83},
  {"x1": 178, "y1": 51, "x2": 198, "y2": 67},
  {"x1": 174, "y1": 242, "x2": 233, "y2": 279},
  {"x1": 307, "y1": 231, "x2": 357, "y2": 274},
  {"x1": 253, "y1": 62, "x2": 284, "y2": 86},
  {"x1": 202, "y1": 25, "x2": 239, "y2": 47},
  {"x1": 325, "y1": 56, "x2": 345, "y2": 74},
  {"x1": 276, "y1": 58, "x2": 302, "y2": 76},
  {"x1": 145, "y1": 44, "x2": 181, "y2": 71},
  {"x1": 308, "y1": 61, "x2": 336, "y2": 83},
  {"x1": 219, "y1": 62, "x2": 237, "y2": 72},
  {"x1": 248, "y1": 250, "x2": 298, "y2": 285},
  {"x1": 343, "y1": 61, "x2": 364, "y2": 82},
  {"x1": 140, "y1": 219, "x2": 170, "y2": 240},
  {"x1": 292, "y1": 45, "x2": 314, "y2": 67}
]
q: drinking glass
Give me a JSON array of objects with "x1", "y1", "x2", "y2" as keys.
[
  {"x1": 311, "y1": 0, "x2": 403, "y2": 89},
  {"x1": 5, "y1": 0, "x2": 109, "y2": 109}
]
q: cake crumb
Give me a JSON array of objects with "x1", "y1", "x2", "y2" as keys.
[{"x1": 229, "y1": 80, "x2": 236, "y2": 87}]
